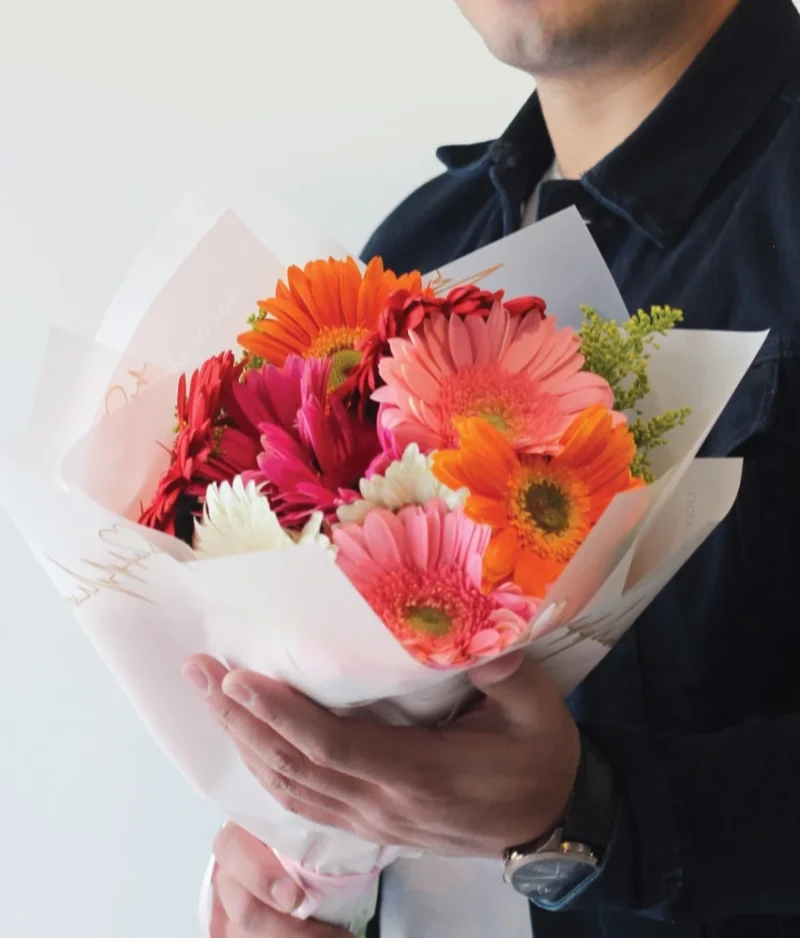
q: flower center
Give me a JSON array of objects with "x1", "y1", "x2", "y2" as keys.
[
  {"x1": 362, "y1": 563, "x2": 499, "y2": 666},
  {"x1": 307, "y1": 326, "x2": 370, "y2": 361},
  {"x1": 405, "y1": 604, "x2": 453, "y2": 637},
  {"x1": 480, "y1": 411, "x2": 509, "y2": 433},
  {"x1": 436, "y1": 364, "x2": 564, "y2": 451},
  {"x1": 507, "y1": 460, "x2": 592, "y2": 564},
  {"x1": 523, "y1": 480, "x2": 570, "y2": 535},
  {"x1": 328, "y1": 348, "x2": 363, "y2": 392},
  {"x1": 306, "y1": 327, "x2": 370, "y2": 393}
]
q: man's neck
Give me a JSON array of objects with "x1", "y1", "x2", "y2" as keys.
[{"x1": 536, "y1": 1, "x2": 741, "y2": 179}]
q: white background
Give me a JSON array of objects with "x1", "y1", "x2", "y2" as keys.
[
  {"x1": 2, "y1": 2, "x2": 798, "y2": 937},
  {"x1": 0, "y1": 2, "x2": 529, "y2": 937}
]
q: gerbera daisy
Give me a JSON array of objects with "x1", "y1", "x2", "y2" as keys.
[
  {"x1": 334, "y1": 501, "x2": 539, "y2": 668},
  {"x1": 239, "y1": 355, "x2": 381, "y2": 527},
  {"x1": 140, "y1": 352, "x2": 261, "y2": 538},
  {"x1": 374, "y1": 305, "x2": 614, "y2": 456},
  {"x1": 436, "y1": 284, "x2": 546, "y2": 319},
  {"x1": 336, "y1": 443, "x2": 467, "y2": 524},
  {"x1": 343, "y1": 287, "x2": 432, "y2": 408},
  {"x1": 237, "y1": 257, "x2": 425, "y2": 393},
  {"x1": 346, "y1": 285, "x2": 547, "y2": 409},
  {"x1": 431, "y1": 406, "x2": 645, "y2": 598},
  {"x1": 193, "y1": 477, "x2": 335, "y2": 559}
]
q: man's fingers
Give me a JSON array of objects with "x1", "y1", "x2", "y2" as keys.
[
  {"x1": 468, "y1": 649, "x2": 525, "y2": 689},
  {"x1": 241, "y1": 752, "x2": 395, "y2": 843},
  {"x1": 184, "y1": 657, "x2": 304, "y2": 777},
  {"x1": 183, "y1": 656, "x2": 379, "y2": 802},
  {"x1": 215, "y1": 870, "x2": 352, "y2": 937},
  {"x1": 236, "y1": 747, "x2": 374, "y2": 835},
  {"x1": 183, "y1": 654, "x2": 229, "y2": 696},
  {"x1": 215, "y1": 869, "x2": 298, "y2": 936},
  {"x1": 223, "y1": 919, "x2": 355, "y2": 938},
  {"x1": 216, "y1": 868, "x2": 278, "y2": 934},
  {"x1": 221, "y1": 669, "x2": 419, "y2": 785},
  {"x1": 209, "y1": 866, "x2": 229, "y2": 938},
  {"x1": 213, "y1": 824, "x2": 304, "y2": 914},
  {"x1": 468, "y1": 653, "x2": 554, "y2": 726},
  {"x1": 223, "y1": 921, "x2": 353, "y2": 938},
  {"x1": 186, "y1": 657, "x2": 428, "y2": 791}
]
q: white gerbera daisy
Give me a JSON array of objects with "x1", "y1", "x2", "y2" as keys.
[
  {"x1": 336, "y1": 444, "x2": 468, "y2": 525},
  {"x1": 194, "y1": 477, "x2": 335, "y2": 559}
]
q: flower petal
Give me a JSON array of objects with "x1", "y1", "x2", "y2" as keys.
[
  {"x1": 363, "y1": 509, "x2": 406, "y2": 571},
  {"x1": 483, "y1": 525, "x2": 521, "y2": 583},
  {"x1": 513, "y1": 549, "x2": 564, "y2": 599},
  {"x1": 447, "y1": 313, "x2": 476, "y2": 370}
]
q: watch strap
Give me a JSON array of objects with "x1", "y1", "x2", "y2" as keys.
[{"x1": 561, "y1": 736, "x2": 618, "y2": 858}]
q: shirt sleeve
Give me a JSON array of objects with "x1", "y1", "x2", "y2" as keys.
[{"x1": 533, "y1": 717, "x2": 800, "y2": 920}]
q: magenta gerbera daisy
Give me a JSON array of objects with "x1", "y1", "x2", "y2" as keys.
[
  {"x1": 234, "y1": 355, "x2": 381, "y2": 527},
  {"x1": 373, "y1": 306, "x2": 614, "y2": 456},
  {"x1": 333, "y1": 500, "x2": 539, "y2": 668}
]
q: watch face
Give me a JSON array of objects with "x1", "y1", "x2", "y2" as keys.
[{"x1": 509, "y1": 851, "x2": 596, "y2": 903}]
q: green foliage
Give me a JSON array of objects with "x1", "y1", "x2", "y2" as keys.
[
  {"x1": 240, "y1": 312, "x2": 267, "y2": 371},
  {"x1": 578, "y1": 305, "x2": 691, "y2": 484},
  {"x1": 628, "y1": 411, "x2": 691, "y2": 484},
  {"x1": 241, "y1": 352, "x2": 266, "y2": 372}
]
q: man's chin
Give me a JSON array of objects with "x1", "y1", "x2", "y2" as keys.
[
  {"x1": 454, "y1": 0, "x2": 680, "y2": 76},
  {"x1": 454, "y1": 0, "x2": 596, "y2": 73},
  {"x1": 478, "y1": 27, "x2": 589, "y2": 77}
]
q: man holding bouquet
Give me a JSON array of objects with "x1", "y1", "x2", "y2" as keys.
[{"x1": 187, "y1": 0, "x2": 800, "y2": 935}]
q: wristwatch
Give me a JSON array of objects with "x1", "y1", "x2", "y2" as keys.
[{"x1": 503, "y1": 737, "x2": 618, "y2": 904}]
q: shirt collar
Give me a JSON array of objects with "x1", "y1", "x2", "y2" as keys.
[{"x1": 437, "y1": 0, "x2": 800, "y2": 248}]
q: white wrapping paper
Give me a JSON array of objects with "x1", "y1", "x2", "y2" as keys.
[{"x1": 0, "y1": 198, "x2": 766, "y2": 934}]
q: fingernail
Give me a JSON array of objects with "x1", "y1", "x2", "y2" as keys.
[
  {"x1": 271, "y1": 878, "x2": 302, "y2": 913},
  {"x1": 223, "y1": 682, "x2": 254, "y2": 707},
  {"x1": 182, "y1": 664, "x2": 210, "y2": 697}
]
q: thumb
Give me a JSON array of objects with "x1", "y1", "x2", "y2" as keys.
[{"x1": 468, "y1": 651, "x2": 553, "y2": 726}]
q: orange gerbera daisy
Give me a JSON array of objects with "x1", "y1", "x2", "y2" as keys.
[
  {"x1": 432, "y1": 404, "x2": 645, "y2": 598},
  {"x1": 238, "y1": 256, "x2": 425, "y2": 393}
]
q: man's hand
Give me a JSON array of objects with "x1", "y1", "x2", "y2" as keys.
[
  {"x1": 210, "y1": 823, "x2": 352, "y2": 938},
  {"x1": 184, "y1": 651, "x2": 580, "y2": 858}
]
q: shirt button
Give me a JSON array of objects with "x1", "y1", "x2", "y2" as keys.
[{"x1": 486, "y1": 140, "x2": 522, "y2": 170}]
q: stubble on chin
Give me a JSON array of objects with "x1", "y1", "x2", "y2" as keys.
[{"x1": 478, "y1": 0, "x2": 688, "y2": 76}]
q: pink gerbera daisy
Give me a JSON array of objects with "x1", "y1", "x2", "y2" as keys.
[
  {"x1": 333, "y1": 500, "x2": 539, "y2": 668},
  {"x1": 373, "y1": 305, "x2": 614, "y2": 456},
  {"x1": 235, "y1": 355, "x2": 381, "y2": 527}
]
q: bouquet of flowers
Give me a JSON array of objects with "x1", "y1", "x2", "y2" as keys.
[{"x1": 0, "y1": 189, "x2": 765, "y2": 935}]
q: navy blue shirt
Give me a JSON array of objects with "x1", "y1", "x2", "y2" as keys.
[{"x1": 362, "y1": 0, "x2": 800, "y2": 935}]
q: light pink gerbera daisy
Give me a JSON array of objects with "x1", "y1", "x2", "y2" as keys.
[
  {"x1": 373, "y1": 305, "x2": 614, "y2": 456},
  {"x1": 234, "y1": 356, "x2": 381, "y2": 527},
  {"x1": 333, "y1": 500, "x2": 539, "y2": 668}
]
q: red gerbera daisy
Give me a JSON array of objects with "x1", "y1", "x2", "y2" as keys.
[
  {"x1": 342, "y1": 288, "x2": 432, "y2": 406},
  {"x1": 140, "y1": 352, "x2": 262, "y2": 538},
  {"x1": 438, "y1": 284, "x2": 546, "y2": 319}
]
